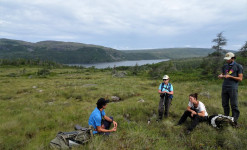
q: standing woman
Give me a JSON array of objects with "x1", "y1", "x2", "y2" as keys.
[
  {"x1": 177, "y1": 93, "x2": 208, "y2": 133},
  {"x1": 158, "y1": 75, "x2": 174, "y2": 120}
]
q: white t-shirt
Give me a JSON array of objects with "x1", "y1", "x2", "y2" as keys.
[{"x1": 188, "y1": 101, "x2": 208, "y2": 116}]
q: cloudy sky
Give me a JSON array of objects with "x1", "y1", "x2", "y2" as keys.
[{"x1": 0, "y1": 0, "x2": 246, "y2": 50}]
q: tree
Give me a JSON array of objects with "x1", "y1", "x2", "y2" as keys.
[
  {"x1": 211, "y1": 32, "x2": 227, "y2": 76},
  {"x1": 239, "y1": 41, "x2": 247, "y2": 57},
  {"x1": 211, "y1": 32, "x2": 227, "y2": 56},
  {"x1": 201, "y1": 32, "x2": 227, "y2": 78}
]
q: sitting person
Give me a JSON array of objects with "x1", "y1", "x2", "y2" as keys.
[
  {"x1": 88, "y1": 98, "x2": 117, "y2": 135},
  {"x1": 176, "y1": 93, "x2": 208, "y2": 133}
]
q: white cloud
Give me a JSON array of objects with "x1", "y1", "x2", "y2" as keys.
[{"x1": 0, "y1": 0, "x2": 246, "y2": 49}]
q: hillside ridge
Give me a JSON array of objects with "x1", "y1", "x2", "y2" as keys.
[{"x1": 1, "y1": 38, "x2": 215, "y2": 63}]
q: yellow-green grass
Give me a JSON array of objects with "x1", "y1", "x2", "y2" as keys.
[{"x1": 0, "y1": 67, "x2": 247, "y2": 149}]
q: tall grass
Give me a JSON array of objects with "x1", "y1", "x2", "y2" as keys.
[{"x1": 0, "y1": 67, "x2": 246, "y2": 149}]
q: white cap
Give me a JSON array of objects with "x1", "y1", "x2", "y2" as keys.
[
  {"x1": 162, "y1": 75, "x2": 169, "y2": 80},
  {"x1": 224, "y1": 52, "x2": 235, "y2": 60}
]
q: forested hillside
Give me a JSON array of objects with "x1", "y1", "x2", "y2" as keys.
[
  {"x1": 1, "y1": 39, "x2": 216, "y2": 64},
  {"x1": 121, "y1": 48, "x2": 215, "y2": 59},
  {"x1": 0, "y1": 39, "x2": 126, "y2": 63}
]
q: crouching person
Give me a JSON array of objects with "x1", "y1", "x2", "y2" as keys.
[
  {"x1": 88, "y1": 98, "x2": 117, "y2": 135},
  {"x1": 176, "y1": 93, "x2": 208, "y2": 134}
]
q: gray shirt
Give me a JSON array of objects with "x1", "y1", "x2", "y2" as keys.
[{"x1": 222, "y1": 62, "x2": 243, "y2": 89}]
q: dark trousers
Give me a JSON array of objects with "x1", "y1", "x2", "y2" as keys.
[
  {"x1": 222, "y1": 87, "x2": 239, "y2": 122},
  {"x1": 99, "y1": 116, "x2": 113, "y2": 135},
  {"x1": 178, "y1": 111, "x2": 208, "y2": 131},
  {"x1": 158, "y1": 95, "x2": 172, "y2": 119}
]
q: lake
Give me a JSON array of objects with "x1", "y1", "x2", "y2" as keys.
[{"x1": 69, "y1": 59, "x2": 169, "y2": 69}]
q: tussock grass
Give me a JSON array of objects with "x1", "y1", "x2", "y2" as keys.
[{"x1": 0, "y1": 67, "x2": 247, "y2": 149}]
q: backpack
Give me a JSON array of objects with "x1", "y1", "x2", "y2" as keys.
[
  {"x1": 208, "y1": 114, "x2": 235, "y2": 128},
  {"x1": 50, "y1": 125, "x2": 93, "y2": 149},
  {"x1": 161, "y1": 82, "x2": 173, "y2": 99}
]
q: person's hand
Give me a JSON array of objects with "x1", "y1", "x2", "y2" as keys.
[
  {"x1": 112, "y1": 127, "x2": 117, "y2": 132},
  {"x1": 191, "y1": 111, "x2": 197, "y2": 117},
  {"x1": 113, "y1": 121, "x2": 117, "y2": 128},
  {"x1": 218, "y1": 74, "x2": 224, "y2": 78}
]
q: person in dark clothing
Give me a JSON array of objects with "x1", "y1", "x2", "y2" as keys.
[
  {"x1": 218, "y1": 52, "x2": 243, "y2": 125},
  {"x1": 176, "y1": 93, "x2": 208, "y2": 133},
  {"x1": 158, "y1": 75, "x2": 174, "y2": 120}
]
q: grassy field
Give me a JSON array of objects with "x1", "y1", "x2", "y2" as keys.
[{"x1": 0, "y1": 66, "x2": 247, "y2": 150}]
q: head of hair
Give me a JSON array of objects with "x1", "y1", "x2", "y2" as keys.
[
  {"x1": 97, "y1": 103, "x2": 103, "y2": 109},
  {"x1": 96, "y1": 98, "x2": 109, "y2": 109},
  {"x1": 189, "y1": 93, "x2": 198, "y2": 100}
]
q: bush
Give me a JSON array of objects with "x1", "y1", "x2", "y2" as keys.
[{"x1": 37, "y1": 68, "x2": 50, "y2": 76}]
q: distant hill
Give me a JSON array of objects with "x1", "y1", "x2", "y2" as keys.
[
  {"x1": 0, "y1": 39, "x2": 126, "y2": 64},
  {"x1": 0, "y1": 38, "x2": 216, "y2": 64}
]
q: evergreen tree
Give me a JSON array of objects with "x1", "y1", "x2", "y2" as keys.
[
  {"x1": 211, "y1": 32, "x2": 227, "y2": 56},
  {"x1": 239, "y1": 41, "x2": 247, "y2": 57},
  {"x1": 201, "y1": 32, "x2": 227, "y2": 78},
  {"x1": 211, "y1": 32, "x2": 227, "y2": 77}
]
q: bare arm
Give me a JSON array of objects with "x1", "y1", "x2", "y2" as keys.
[
  {"x1": 225, "y1": 73, "x2": 243, "y2": 82},
  {"x1": 158, "y1": 90, "x2": 174, "y2": 95},
  {"x1": 96, "y1": 126, "x2": 117, "y2": 133},
  {"x1": 187, "y1": 106, "x2": 197, "y2": 117},
  {"x1": 197, "y1": 110, "x2": 205, "y2": 117},
  {"x1": 104, "y1": 115, "x2": 113, "y2": 122},
  {"x1": 218, "y1": 73, "x2": 243, "y2": 82},
  {"x1": 104, "y1": 115, "x2": 117, "y2": 127},
  {"x1": 167, "y1": 90, "x2": 174, "y2": 95},
  {"x1": 187, "y1": 106, "x2": 195, "y2": 113}
]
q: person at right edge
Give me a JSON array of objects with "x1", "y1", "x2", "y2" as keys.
[
  {"x1": 218, "y1": 52, "x2": 243, "y2": 126},
  {"x1": 158, "y1": 75, "x2": 174, "y2": 120}
]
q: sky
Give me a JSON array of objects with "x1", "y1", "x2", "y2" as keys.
[{"x1": 0, "y1": 0, "x2": 247, "y2": 50}]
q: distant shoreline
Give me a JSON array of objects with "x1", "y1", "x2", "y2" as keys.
[{"x1": 68, "y1": 59, "x2": 169, "y2": 69}]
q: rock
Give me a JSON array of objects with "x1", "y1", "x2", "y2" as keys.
[
  {"x1": 138, "y1": 99, "x2": 145, "y2": 103},
  {"x1": 112, "y1": 71, "x2": 127, "y2": 78},
  {"x1": 199, "y1": 92, "x2": 210, "y2": 98},
  {"x1": 48, "y1": 102, "x2": 53, "y2": 105},
  {"x1": 111, "y1": 96, "x2": 121, "y2": 101},
  {"x1": 32, "y1": 86, "x2": 37, "y2": 89}
]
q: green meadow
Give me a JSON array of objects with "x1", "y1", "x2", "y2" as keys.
[{"x1": 0, "y1": 65, "x2": 247, "y2": 150}]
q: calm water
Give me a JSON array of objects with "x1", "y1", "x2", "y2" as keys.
[{"x1": 69, "y1": 59, "x2": 169, "y2": 69}]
